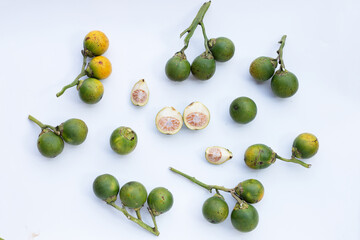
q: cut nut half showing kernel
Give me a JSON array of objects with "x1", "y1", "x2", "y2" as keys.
[
  {"x1": 205, "y1": 146, "x2": 233, "y2": 165},
  {"x1": 131, "y1": 79, "x2": 149, "y2": 106}
]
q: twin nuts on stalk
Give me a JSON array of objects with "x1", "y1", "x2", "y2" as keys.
[
  {"x1": 170, "y1": 167, "x2": 263, "y2": 232},
  {"x1": 28, "y1": 115, "x2": 88, "y2": 158},
  {"x1": 155, "y1": 102, "x2": 210, "y2": 135},
  {"x1": 93, "y1": 174, "x2": 173, "y2": 236},
  {"x1": 56, "y1": 30, "x2": 112, "y2": 104},
  {"x1": 244, "y1": 133, "x2": 319, "y2": 169},
  {"x1": 165, "y1": 1, "x2": 235, "y2": 82},
  {"x1": 249, "y1": 35, "x2": 299, "y2": 98}
]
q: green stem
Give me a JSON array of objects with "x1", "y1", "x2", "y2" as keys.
[
  {"x1": 148, "y1": 207, "x2": 159, "y2": 233},
  {"x1": 276, "y1": 154, "x2": 311, "y2": 168},
  {"x1": 56, "y1": 54, "x2": 87, "y2": 97},
  {"x1": 135, "y1": 209, "x2": 142, "y2": 220},
  {"x1": 108, "y1": 202, "x2": 160, "y2": 236},
  {"x1": 230, "y1": 190, "x2": 247, "y2": 207},
  {"x1": 28, "y1": 115, "x2": 60, "y2": 135},
  {"x1": 200, "y1": 21, "x2": 211, "y2": 54},
  {"x1": 180, "y1": 1, "x2": 211, "y2": 53},
  {"x1": 277, "y1": 35, "x2": 287, "y2": 71},
  {"x1": 169, "y1": 167, "x2": 232, "y2": 193}
]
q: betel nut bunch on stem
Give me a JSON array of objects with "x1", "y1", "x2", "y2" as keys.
[
  {"x1": 165, "y1": 1, "x2": 235, "y2": 82},
  {"x1": 56, "y1": 30, "x2": 112, "y2": 104}
]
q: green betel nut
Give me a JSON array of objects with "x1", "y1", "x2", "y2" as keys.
[
  {"x1": 249, "y1": 56, "x2": 277, "y2": 81},
  {"x1": 229, "y1": 97, "x2": 257, "y2": 124},
  {"x1": 208, "y1": 37, "x2": 235, "y2": 62},
  {"x1": 244, "y1": 144, "x2": 276, "y2": 169},
  {"x1": 37, "y1": 129, "x2": 64, "y2": 158},
  {"x1": 165, "y1": 52, "x2": 191, "y2": 81},
  {"x1": 231, "y1": 202, "x2": 259, "y2": 232},
  {"x1": 120, "y1": 181, "x2": 147, "y2": 209},
  {"x1": 58, "y1": 118, "x2": 88, "y2": 145},
  {"x1": 93, "y1": 174, "x2": 120, "y2": 203},
  {"x1": 191, "y1": 52, "x2": 216, "y2": 80},
  {"x1": 110, "y1": 126, "x2": 137, "y2": 155},
  {"x1": 235, "y1": 179, "x2": 264, "y2": 203},
  {"x1": 147, "y1": 187, "x2": 174, "y2": 216},
  {"x1": 292, "y1": 133, "x2": 319, "y2": 159},
  {"x1": 78, "y1": 78, "x2": 104, "y2": 104},
  {"x1": 202, "y1": 194, "x2": 229, "y2": 224},
  {"x1": 271, "y1": 70, "x2": 299, "y2": 98}
]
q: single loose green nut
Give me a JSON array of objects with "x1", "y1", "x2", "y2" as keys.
[
  {"x1": 244, "y1": 144, "x2": 276, "y2": 169},
  {"x1": 165, "y1": 52, "x2": 191, "y2": 81},
  {"x1": 292, "y1": 133, "x2": 319, "y2": 159},
  {"x1": 110, "y1": 126, "x2": 137, "y2": 155},
  {"x1": 229, "y1": 97, "x2": 257, "y2": 124},
  {"x1": 37, "y1": 129, "x2": 64, "y2": 158},
  {"x1": 86, "y1": 56, "x2": 112, "y2": 80},
  {"x1": 202, "y1": 194, "x2": 229, "y2": 224},
  {"x1": 235, "y1": 179, "x2": 264, "y2": 203},
  {"x1": 147, "y1": 187, "x2": 174, "y2": 216},
  {"x1": 120, "y1": 181, "x2": 147, "y2": 209},
  {"x1": 271, "y1": 70, "x2": 299, "y2": 98},
  {"x1": 191, "y1": 52, "x2": 216, "y2": 80},
  {"x1": 249, "y1": 57, "x2": 278, "y2": 81},
  {"x1": 231, "y1": 202, "x2": 259, "y2": 232},
  {"x1": 93, "y1": 174, "x2": 120, "y2": 203},
  {"x1": 208, "y1": 37, "x2": 235, "y2": 62},
  {"x1": 57, "y1": 118, "x2": 88, "y2": 145},
  {"x1": 83, "y1": 30, "x2": 109, "y2": 57},
  {"x1": 78, "y1": 78, "x2": 104, "y2": 104}
]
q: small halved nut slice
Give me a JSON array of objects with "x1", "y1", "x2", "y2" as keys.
[
  {"x1": 155, "y1": 107, "x2": 183, "y2": 135},
  {"x1": 205, "y1": 146, "x2": 233, "y2": 165},
  {"x1": 131, "y1": 79, "x2": 149, "y2": 106},
  {"x1": 183, "y1": 101, "x2": 210, "y2": 130}
]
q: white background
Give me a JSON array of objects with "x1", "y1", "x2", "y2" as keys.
[{"x1": 1, "y1": 0, "x2": 360, "y2": 239}]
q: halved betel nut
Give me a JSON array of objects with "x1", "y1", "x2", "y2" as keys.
[
  {"x1": 205, "y1": 146, "x2": 233, "y2": 165},
  {"x1": 183, "y1": 101, "x2": 210, "y2": 130},
  {"x1": 131, "y1": 79, "x2": 149, "y2": 106},
  {"x1": 155, "y1": 107, "x2": 183, "y2": 135}
]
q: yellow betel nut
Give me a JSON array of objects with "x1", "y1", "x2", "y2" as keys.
[
  {"x1": 86, "y1": 56, "x2": 112, "y2": 80},
  {"x1": 83, "y1": 30, "x2": 109, "y2": 56}
]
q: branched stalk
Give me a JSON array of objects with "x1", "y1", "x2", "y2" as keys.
[
  {"x1": 28, "y1": 115, "x2": 60, "y2": 135},
  {"x1": 148, "y1": 207, "x2": 159, "y2": 233},
  {"x1": 277, "y1": 35, "x2": 287, "y2": 71},
  {"x1": 135, "y1": 209, "x2": 142, "y2": 220},
  {"x1": 169, "y1": 167, "x2": 232, "y2": 193},
  {"x1": 276, "y1": 154, "x2": 311, "y2": 168},
  {"x1": 108, "y1": 202, "x2": 160, "y2": 236},
  {"x1": 200, "y1": 21, "x2": 211, "y2": 54},
  {"x1": 56, "y1": 53, "x2": 87, "y2": 97},
  {"x1": 180, "y1": 1, "x2": 211, "y2": 53}
]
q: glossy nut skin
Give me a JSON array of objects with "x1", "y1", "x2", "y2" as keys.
[
  {"x1": 78, "y1": 78, "x2": 104, "y2": 104},
  {"x1": 231, "y1": 202, "x2": 259, "y2": 232},
  {"x1": 165, "y1": 52, "x2": 191, "y2": 81},
  {"x1": 244, "y1": 144, "x2": 276, "y2": 169},
  {"x1": 202, "y1": 194, "x2": 229, "y2": 224},
  {"x1": 83, "y1": 30, "x2": 109, "y2": 56},
  {"x1": 119, "y1": 181, "x2": 147, "y2": 209},
  {"x1": 292, "y1": 133, "x2": 319, "y2": 159},
  {"x1": 249, "y1": 57, "x2": 277, "y2": 81},
  {"x1": 271, "y1": 70, "x2": 299, "y2": 98},
  {"x1": 110, "y1": 127, "x2": 137, "y2": 155},
  {"x1": 208, "y1": 37, "x2": 235, "y2": 62},
  {"x1": 93, "y1": 174, "x2": 120, "y2": 203},
  {"x1": 58, "y1": 118, "x2": 88, "y2": 145},
  {"x1": 37, "y1": 129, "x2": 64, "y2": 158},
  {"x1": 86, "y1": 56, "x2": 112, "y2": 80},
  {"x1": 235, "y1": 179, "x2": 264, "y2": 203},
  {"x1": 191, "y1": 52, "x2": 216, "y2": 80},
  {"x1": 229, "y1": 97, "x2": 257, "y2": 124},
  {"x1": 147, "y1": 187, "x2": 174, "y2": 216}
]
